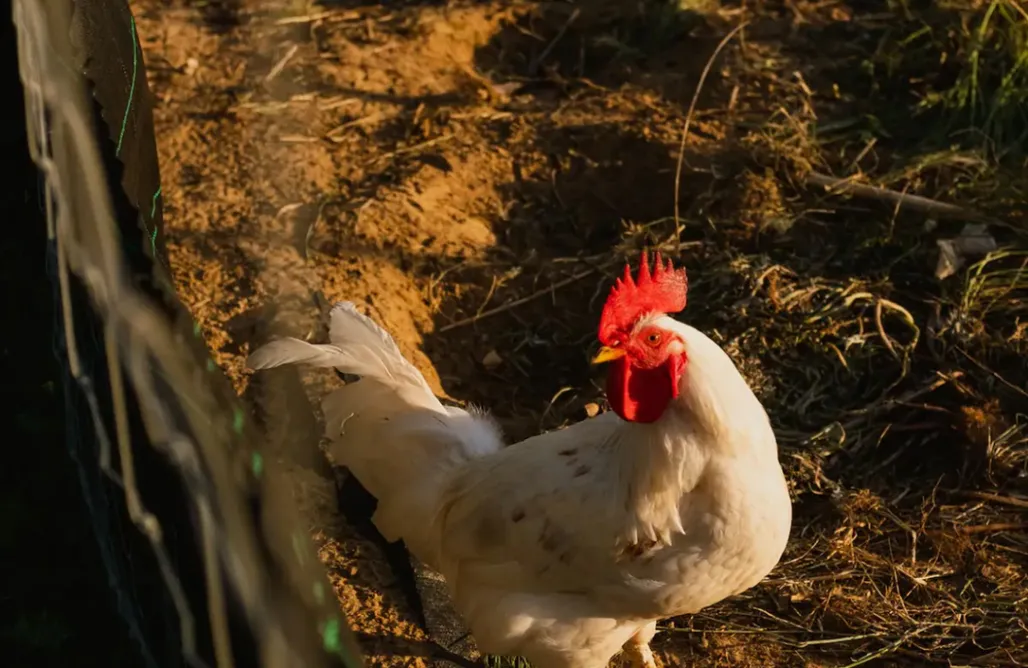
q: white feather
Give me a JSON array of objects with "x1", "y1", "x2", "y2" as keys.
[
  {"x1": 246, "y1": 301, "x2": 505, "y2": 564},
  {"x1": 326, "y1": 302, "x2": 435, "y2": 392},
  {"x1": 246, "y1": 338, "x2": 341, "y2": 369}
]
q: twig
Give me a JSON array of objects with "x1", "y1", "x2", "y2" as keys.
[
  {"x1": 838, "y1": 629, "x2": 924, "y2": 668},
  {"x1": 263, "y1": 44, "x2": 299, "y2": 85},
  {"x1": 928, "y1": 522, "x2": 1028, "y2": 536},
  {"x1": 475, "y1": 275, "x2": 501, "y2": 317},
  {"x1": 274, "y1": 9, "x2": 362, "y2": 25},
  {"x1": 326, "y1": 112, "x2": 388, "y2": 141},
  {"x1": 874, "y1": 299, "x2": 898, "y2": 361},
  {"x1": 673, "y1": 22, "x2": 748, "y2": 239},
  {"x1": 527, "y1": 8, "x2": 580, "y2": 76},
  {"x1": 370, "y1": 135, "x2": 455, "y2": 165},
  {"x1": 804, "y1": 172, "x2": 992, "y2": 221},
  {"x1": 960, "y1": 490, "x2": 1028, "y2": 510},
  {"x1": 437, "y1": 267, "x2": 600, "y2": 333},
  {"x1": 798, "y1": 372, "x2": 960, "y2": 448},
  {"x1": 955, "y1": 346, "x2": 1028, "y2": 400},
  {"x1": 277, "y1": 134, "x2": 320, "y2": 143},
  {"x1": 275, "y1": 10, "x2": 335, "y2": 25}
]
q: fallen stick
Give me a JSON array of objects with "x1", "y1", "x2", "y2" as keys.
[
  {"x1": 803, "y1": 171, "x2": 989, "y2": 221},
  {"x1": 960, "y1": 490, "x2": 1028, "y2": 510}
]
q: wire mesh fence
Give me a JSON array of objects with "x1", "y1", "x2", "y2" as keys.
[{"x1": 12, "y1": 1, "x2": 364, "y2": 665}]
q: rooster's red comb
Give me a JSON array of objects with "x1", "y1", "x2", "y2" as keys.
[{"x1": 598, "y1": 252, "x2": 688, "y2": 343}]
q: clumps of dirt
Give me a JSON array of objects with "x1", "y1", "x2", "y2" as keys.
[
  {"x1": 318, "y1": 533, "x2": 429, "y2": 668},
  {"x1": 417, "y1": 6, "x2": 512, "y2": 74},
  {"x1": 735, "y1": 168, "x2": 793, "y2": 236},
  {"x1": 694, "y1": 633, "x2": 798, "y2": 668},
  {"x1": 315, "y1": 5, "x2": 507, "y2": 99},
  {"x1": 350, "y1": 148, "x2": 508, "y2": 261}
]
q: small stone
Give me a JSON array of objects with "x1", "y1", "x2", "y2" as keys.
[
  {"x1": 584, "y1": 402, "x2": 600, "y2": 418},
  {"x1": 934, "y1": 223, "x2": 997, "y2": 280},
  {"x1": 482, "y1": 349, "x2": 502, "y2": 369}
]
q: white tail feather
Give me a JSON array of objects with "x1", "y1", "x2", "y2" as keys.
[
  {"x1": 326, "y1": 302, "x2": 435, "y2": 393},
  {"x1": 246, "y1": 338, "x2": 346, "y2": 370},
  {"x1": 246, "y1": 301, "x2": 504, "y2": 565},
  {"x1": 246, "y1": 302, "x2": 434, "y2": 392},
  {"x1": 329, "y1": 302, "x2": 403, "y2": 359}
]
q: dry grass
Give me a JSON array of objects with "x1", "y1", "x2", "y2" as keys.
[{"x1": 420, "y1": 2, "x2": 1028, "y2": 666}]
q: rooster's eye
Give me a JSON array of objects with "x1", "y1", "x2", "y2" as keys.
[{"x1": 645, "y1": 332, "x2": 661, "y2": 346}]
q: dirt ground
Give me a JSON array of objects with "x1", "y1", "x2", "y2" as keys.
[{"x1": 130, "y1": 1, "x2": 1027, "y2": 667}]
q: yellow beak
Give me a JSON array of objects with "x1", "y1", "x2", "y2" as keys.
[{"x1": 591, "y1": 346, "x2": 626, "y2": 365}]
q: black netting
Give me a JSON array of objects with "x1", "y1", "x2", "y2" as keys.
[{"x1": 11, "y1": 1, "x2": 365, "y2": 666}]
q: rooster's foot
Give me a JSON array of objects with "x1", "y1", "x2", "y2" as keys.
[{"x1": 622, "y1": 621, "x2": 660, "y2": 668}]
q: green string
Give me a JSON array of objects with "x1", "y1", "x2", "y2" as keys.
[
  {"x1": 320, "y1": 617, "x2": 341, "y2": 654},
  {"x1": 115, "y1": 16, "x2": 139, "y2": 157},
  {"x1": 250, "y1": 452, "x2": 263, "y2": 478},
  {"x1": 232, "y1": 407, "x2": 244, "y2": 434},
  {"x1": 148, "y1": 187, "x2": 161, "y2": 258}
]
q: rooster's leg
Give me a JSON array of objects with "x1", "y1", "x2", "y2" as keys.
[{"x1": 622, "y1": 621, "x2": 659, "y2": 668}]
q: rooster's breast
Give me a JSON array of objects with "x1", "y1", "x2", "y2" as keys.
[{"x1": 645, "y1": 456, "x2": 792, "y2": 616}]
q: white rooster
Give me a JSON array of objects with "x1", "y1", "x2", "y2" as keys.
[{"x1": 247, "y1": 253, "x2": 792, "y2": 668}]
